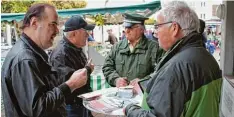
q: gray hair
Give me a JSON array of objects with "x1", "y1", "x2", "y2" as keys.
[
  {"x1": 63, "y1": 31, "x2": 74, "y2": 38},
  {"x1": 159, "y1": 1, "x2": 199, "y2": 36},
  {"x1": 63, "y1": 32, "x2": 69, "y2": 37}
]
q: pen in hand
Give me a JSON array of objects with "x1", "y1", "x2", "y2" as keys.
[{"x1": 86, "y1": 59, "x2": 94, "y2": 73}]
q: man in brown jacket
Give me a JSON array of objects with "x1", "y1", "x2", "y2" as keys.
[{"x1": 105, "y1": 29, "x2": 118, "y2": 45}]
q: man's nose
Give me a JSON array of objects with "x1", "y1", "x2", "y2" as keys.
[
  {"x1": 153, "y1": 30, "x2": 158, "y2": 38},
  {"x1": 86, "y1": 32, "x2": 89, "y2": 38},
  {"x1": 55, "y1": 26, "x2": 59, "y2": 34}
]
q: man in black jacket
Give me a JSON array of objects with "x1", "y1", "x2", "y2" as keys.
[
  {"x1": 1, "y1": 3, "x2": 88, "y2": 117},
  {"x1": 49, "y1": 15, "x2": 95, "y2": 117}
]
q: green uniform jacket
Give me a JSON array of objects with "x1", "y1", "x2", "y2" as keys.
[
  {"x1": 102, "y1": 35, "x2": 163, "y2": 86},
  {"x1": 125, "y1": 32, "x2": 222, "y2": 117}
]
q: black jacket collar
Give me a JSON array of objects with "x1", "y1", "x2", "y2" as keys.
[{"x1": 21, "y1": 33, "x2": 48, "y2": 62}]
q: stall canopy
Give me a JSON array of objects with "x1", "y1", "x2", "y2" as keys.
[{"x1": 1, "y1": 0, "x2": 161, "y2": 22}]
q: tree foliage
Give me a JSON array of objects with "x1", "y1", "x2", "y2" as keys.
[
  {"x1": 1, "y1": 0, "x2": 87, "y2": 13},
  {"x1": 1, "y1": 1, "x2": 34, "y2": 13},
  {"x1": 94, "y1": 14, "x2": 105, "y2": 26},
  {"x1": 145, "y1": 18, "x2": 156, "y2": 25}
]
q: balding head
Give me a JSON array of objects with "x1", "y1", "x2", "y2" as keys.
[{"x1": 21, "y1": 3, "x2": 56, "y2": 30}]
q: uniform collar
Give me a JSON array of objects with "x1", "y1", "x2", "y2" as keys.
[
  {"x1": 127, "y1": 37, "x2": 141, "y2": 46},
  {"x1": 119, "y1": 35, "x2": 148, "y2": 54}
]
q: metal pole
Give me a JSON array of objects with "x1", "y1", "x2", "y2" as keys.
[
  {"x1": 6, "y1": 24, "x2": 12, "y2": 46},
  {"x1": 102, "y1": 26, "x2": 104, "y2": 43}
]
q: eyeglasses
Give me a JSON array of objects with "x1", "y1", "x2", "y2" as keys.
[{"x1": 154, "y1": 21, "x2": 172, "y2": 30}]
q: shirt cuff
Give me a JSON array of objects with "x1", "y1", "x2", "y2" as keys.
[{"x1": 125, "y1": 103, "x2": 135, "y2": 115}]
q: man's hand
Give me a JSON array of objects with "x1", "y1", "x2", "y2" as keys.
[
  {"x1": 86, "y1": 59, "x2": 94, "y2": 72},
  {"x1": 115, "y1": 77, "x2": 129, "y2": 87},
  {"x1": 123, "y1": 107, "x2": 126, "y2": 116},
  {"x1": 65, "y1": 68, "x2": 87, "y2": 92},
  {"x1": 130, "y1": 78, "x2": 140, "y2": 86},
  {"x1": 130, "y1": 78, "x2": 141, "y2": 94}
]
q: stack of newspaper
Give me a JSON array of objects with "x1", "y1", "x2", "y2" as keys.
[
  {"x1": 87, "y1": 96, "x2": 138, "y2": 113},
  {"x1": 79, "y1": 87, "x2": 140, "y2": 114}
]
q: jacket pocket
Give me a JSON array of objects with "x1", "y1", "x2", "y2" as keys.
[
  {"x1": 115, "y1": 59, "x2": 124, "y2": 75},
  {"x1": 138, "y1": 61, "x2": 148, "y2": 77}
]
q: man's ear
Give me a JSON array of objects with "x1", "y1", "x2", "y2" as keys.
[
  {"x1": 69, "y1": 31, "x2": 76, "y2": 42},
  {"x1": 140, "y1": 27, "x2": 145, "y2": 33},
  {"x1": 72, "y1": 31, "x2": 76, "y2": 37},
  {"x1": 171, "y1": 23, "x2": 180, "y2": 37},
  {"x1": 30, "y1": 17, "x2": 38, "y2": 29}
]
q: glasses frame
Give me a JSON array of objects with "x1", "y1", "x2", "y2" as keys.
[{"x1": 154, "y1": 21, "x2": 173, "y2": 30}]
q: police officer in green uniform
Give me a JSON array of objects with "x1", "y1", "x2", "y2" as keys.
[{"x1": 102, "y1": 13, "x2": 164, "y2": 87}]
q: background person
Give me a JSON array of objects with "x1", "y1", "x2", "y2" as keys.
[{"x1": 105, "y1": 29, "x2": 118, "y2": 45}]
